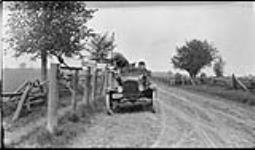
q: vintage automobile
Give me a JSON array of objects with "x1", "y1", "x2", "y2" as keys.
[{"x1": 105, "y1": 67, "x2": 157, "y2": 115}]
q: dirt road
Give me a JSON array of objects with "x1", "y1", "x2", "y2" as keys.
[
  {"x1": 7, "y1": 82, "x2": 254, "y2": 148},
  {"x1": 69, "y1": 82, "x2": 255, "y2": 148}
]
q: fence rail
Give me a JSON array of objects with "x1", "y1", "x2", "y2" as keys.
[{"x1": 46, "y1": 63, "x2": 110, "y2": 133}]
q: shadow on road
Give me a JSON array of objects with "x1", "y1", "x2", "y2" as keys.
[{"x1": 114, "y1": 104, "x2": 152, "y2": 114}]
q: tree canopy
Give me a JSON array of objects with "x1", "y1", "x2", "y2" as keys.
[
  {"x1": 213, "y1": 56, "x2": 225, "y2": 77},
  {"x1": 6, "y1": 1, "x2": 96, "y2": 61},
  {"x1": 111, "y1": 52, "x2": 129, "y2": 69},
  {"x1": 85, "y1": 32, "x2": 116, "y2": 63},
  {"x1": 5, "y1": 1, "x2": 96, "y2": 80},
  {"x1": 171, "y1": 39, "x2": 218, "y2": 78}
]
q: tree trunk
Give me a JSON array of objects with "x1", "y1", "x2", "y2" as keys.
[{"x1": 41, "y1": 50, "x2": 47, "y2": 81}]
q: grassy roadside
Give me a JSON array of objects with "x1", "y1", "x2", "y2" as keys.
[
  {"x1": 7, "y1": 96, "x2": 106, "y2": 148},
  {"x1": 175, "y1": 84, "x2": 255, "y2": 106}
]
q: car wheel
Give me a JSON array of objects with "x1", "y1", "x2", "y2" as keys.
[
  {"x1": 151, "y1": 105, "x2": 156, "y2": 113},
  {"x1": 106, "y1": 93, "x2": 114, "y2": 115},
  {"x1": 151, "y1": 101, "x2": 156, "y2": 113}
]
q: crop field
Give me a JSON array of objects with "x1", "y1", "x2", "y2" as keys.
[{"x1": 3, "y1": 68, "x2": 42, "y2": 92}]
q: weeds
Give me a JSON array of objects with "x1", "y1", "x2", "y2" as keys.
[{"x1": 16, "y1": 96, "x2": 106, "y2": 148}]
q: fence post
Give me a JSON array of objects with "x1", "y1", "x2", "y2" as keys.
[
  {"x1": 47, "y1": 63, "x2": 59, "y2": 134},
  {"x1": 94, "y1": 68, "x2": 98, "y2": 98},
  {"x1": 71, "y1": 70, "x2": 79, "y2": 113},
  {"x1": 104, "y1": 67, "x2": 109, "y2": 93},
  {"x1": 12, "y1": 83, "x2": 31, "y2": 121},
  {"x1": 83, "y1": 66, "x2": 91, "y2": 106},
  {"x1": 91, "y1": 66, "x2": 97, "y2": 102},
  {"x1": 108, "y1": 68, "x2": 112, "y2": 89},
  {"x1": 99, "y1": 70, "x2": 105, "y2": 95},
  {"x1": 232, "y1": 74, "x2": 238, "y2": 89}
]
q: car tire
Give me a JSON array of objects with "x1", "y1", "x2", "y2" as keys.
[{"x1": 151, "y1": 105, "x2": 156, "y2": 113}]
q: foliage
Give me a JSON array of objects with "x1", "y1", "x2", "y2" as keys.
[
  {"x1": 111, "y1": 52, "x2": 129, "y2": 69},
  {"x1": 85, "y1": 32, "x2": 116, "y2": 63},
  {"x1": 171, "y1": 39, "x2": 218, "y2": 78},
  {"x1": 5, "y1": 1, "x2": 96, "y2": 61},
  {"x1": 213, "y1": 56, "x2": 225, "y2": 77}
]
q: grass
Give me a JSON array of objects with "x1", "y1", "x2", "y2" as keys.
[
  {"x1": 153, "y1": 75, "x2": 255, "y2": 106},
  {"x1": 9, "y1": 96, "x2": 106, "y2": 148},
  {"x1": 2, "y1": 68, "x2": 107, "y2": 147},
  {"x1": 177, "y1": 84, "x2": 255, "y2": 106}
]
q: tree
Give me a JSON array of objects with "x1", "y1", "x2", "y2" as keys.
[
  {"x1": 171, "y1": 39, "x2": 218, "y2": 78},
  {"x1": 19, "y1": 62, "x2": 27, "y2": 69},
  {"x1": 111, "y1": 52, "x2": 129, "y2": 69},
  {"x1": 85, "y1": 32, "x2": 116, "y2": 63},
  {"x1": 5, "y1": 2, "x2": 96, "y2": 81},
  {"x1": 213, "y1": 56, "x2": 225, "y2": 77}
]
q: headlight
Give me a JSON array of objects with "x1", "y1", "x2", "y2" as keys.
[{"x1": 117, "y1": 86, "x2": 123, "y2": 92}]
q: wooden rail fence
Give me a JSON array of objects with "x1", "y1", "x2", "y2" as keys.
[{"x1": 46, "y1": 63, "x2": 111, "y2": 134}]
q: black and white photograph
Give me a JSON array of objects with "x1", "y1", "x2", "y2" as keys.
[{"x1": 0, "y1": 1, "x2": 255, "y2": 148}]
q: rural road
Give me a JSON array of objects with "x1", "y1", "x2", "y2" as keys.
[{"x1": 70, "y1": 82, "x2": 255, "y2": 148}]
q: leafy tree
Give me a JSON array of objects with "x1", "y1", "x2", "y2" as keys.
[
  {"x1": 5, "y1": 1, "x2": 96, "y2": 81},
  {"x1": 85, "y1": 32, "x2": 116, "y2": 63},
  {"x1": 111, "y1": 52, "x2": 129, "y2": 69},
  {"x1": 171, "y1": 39, "x2": 218, "y2": 78},
  {"x1": 213, "y1": 56, "x2": 225, "y2": 77}
]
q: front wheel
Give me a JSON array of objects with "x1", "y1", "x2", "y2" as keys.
[
  {"x1": 151, "y1": 90, "x2": 158, "y2": 113},
  {"x1": 106, "y1": 93, "x2": 113, "y2": 115},
  {"x1": 151, "y1": 102, "x2": 156, "y2": 113}
]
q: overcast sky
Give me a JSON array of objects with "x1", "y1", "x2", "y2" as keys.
[{"x1": 2, "y1": 2, "x2": 255, "y2": 76}]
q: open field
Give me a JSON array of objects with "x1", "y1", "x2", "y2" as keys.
[
  {"x1": 177, "y1": 85, "x2": 255, "y2": 106},
  {"x1": 3, "y1": 68, "x2": 42, "y2": 92},
  {"x1": 152, "y1": 73, "x2": 255, "y2": 106}
]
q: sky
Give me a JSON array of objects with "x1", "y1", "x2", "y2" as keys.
[{"x1": 1, "y1": 2, "x2": 255, "y2": 77}]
